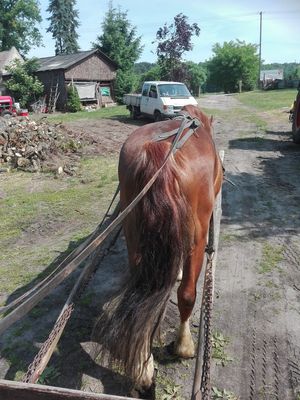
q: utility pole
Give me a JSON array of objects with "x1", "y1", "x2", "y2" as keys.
[{"x1": 258, "y1": 11, "x2": 262, "y2": 89}]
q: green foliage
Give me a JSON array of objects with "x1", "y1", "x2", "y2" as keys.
[
  {"x1": 66, "y1": 85, "x2": 81, "y2": 112},
  {"x1": 207, "y1": 40, "x2": 259, "y2": 93},
  {"x1": 212, "y1": 332, "x2": 233, "y2": 366},
  {"x1": 0, "y1": 0, "x2": 42, "y2": 55},
  {"x1": 47, "y1": 0, "x2": 80, "y2": 55},
  {"x1": 139, "y1": 64, "x2": 162, "y2": 88},
  {"x1": 37, "y1": 366, "x2": 60, "y2": 385},
  {"x1": 93, "y1": 1, "x2": 143, "y2": 101},
  {"x1": 212, "y1": 387, "x2": 239, "y2": 400},
  {"x1": 114, "y1": 69, "x2": 139, "y2": 103},
  {"x1": 93, "y1": 2, "x2": 143, "y2": 70},
  {"x1": 185, "y1": 61, "x2": 207, "y2": 95},
  {"x1": 134, "y1": 62, "x2": 156, "y2": 75},
  {"x1": 5, "y1": 59, "x2": 44, "y2": 108}
]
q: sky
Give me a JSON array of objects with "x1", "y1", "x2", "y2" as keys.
[{"x1": 28, "y1": 0, "x2": 300, "y2": 65}]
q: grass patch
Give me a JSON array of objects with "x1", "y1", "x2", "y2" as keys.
[
  {"x1": 156, "y1": 371, "x2": 182, "y2": 400},
  {"x1": 44, "y1": 105, "x2": 129, "y2": 123},
  {"x1": 234, "y1": 89, "x2": 296, "y2": 111},
  {"x1": 220, "y1": 233, "x2": 239, "y2": 243},
  {"x1": 0, "y1": 156, "x2": 119, "y2": 296},
  {"x1": 257, "y1": 242, "x2": 283, "y2": 274},
  {"x1": 38, "y1": 365, "x2": 60, "y2": 385},
  {"x1": 244, "y1": 114, "x2": 267, "y2": 132},
  {"x1": 212, "y1": 332, "x2": 233, "y2": 366},
  {"x1": 212, "y1": 387, "x2": 239, "y2": 400}
]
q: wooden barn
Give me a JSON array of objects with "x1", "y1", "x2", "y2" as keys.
[{"x1": 35, "y1": 49, "x2": 117, "y2": 111}]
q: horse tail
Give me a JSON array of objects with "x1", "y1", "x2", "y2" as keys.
[{"x1": 93, "y1": 141, "x2": 193, "y2": 384}]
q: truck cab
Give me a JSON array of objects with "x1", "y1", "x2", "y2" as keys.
[{"x1": 124, "y1": 81, "x2": 198, "y2": 121}]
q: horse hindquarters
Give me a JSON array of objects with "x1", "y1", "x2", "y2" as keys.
[{"x1": 116, "y1": 141, "x2": 193, "y2": 388}]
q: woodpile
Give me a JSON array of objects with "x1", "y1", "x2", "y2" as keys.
[{"x1": 0, "y1": 117, "x2": 83, "y2": 173}]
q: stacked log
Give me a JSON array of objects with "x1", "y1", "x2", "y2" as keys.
[{"x1": 0, "y1": 117, "x2": 83, "y2": 173}]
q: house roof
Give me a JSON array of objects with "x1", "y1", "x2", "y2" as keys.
[
  {"x1": 260, "y1": 69, "x2": 284, "y2": 81},
  {"x1": 0, "y1": 47, "x2": 23, "y2": 74},
  {"x1": 36, "y1": 49, "x2": 117, "y2": 72}
]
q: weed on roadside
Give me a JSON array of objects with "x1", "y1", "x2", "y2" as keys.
[
  {"x1": 156, "y1": 371, "x2": 182, "y2": 400},
  {"x1": 212, "y1": 332, "x2": 233, "y2": 366},
  {"x1": 212, "y1": 386, "x2": 239, "y2": 400},
  {"x1": 257, "y1": 242, "x2": 283, "y2": 274},
  {"x1": 37, "y1": 365, "x2": 60, "y2": 384}
]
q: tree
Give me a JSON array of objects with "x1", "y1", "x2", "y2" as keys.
[
  {"x1": 207, "y1": 40, "x2": 259, "y2": 93},
  {"x1": 185, "y1": 62, "x2": 207, "y2": 96},
  {"x1": 93, "y1": 1, "x2": 143, "y2": 102},
  {"x1": 134, "y1": 62, "x2": 156, "y2": 75},
  {"x1": 66, "y1": 85, "x2": 81, "y2": 112},
  {"x1": 5, "y1": 59, "x2": 44, "y2": 108},
  {"x1": 155, "y1": 13, "x2": 200, "y2": 81},
  {"x1": 0, "y1": 0, "x2": 42, "y2": 55},
  {"x1": 47, "y1": 0, "x2": 80, "y2": 55}
]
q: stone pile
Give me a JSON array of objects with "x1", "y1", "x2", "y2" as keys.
[{"x1": 0, "y1": 117, "x2": 83, "y2": 172}]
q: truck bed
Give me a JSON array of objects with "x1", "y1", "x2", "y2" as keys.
[{"x1": 123, "y1": 93, "x2": 141, "y2": 107}]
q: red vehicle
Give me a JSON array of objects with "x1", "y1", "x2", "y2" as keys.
[
  {"x1": 291, "y1": 90, "x2": 300, "y2": 144},
  {"x1": 0, "y1": 96, "x2": 17, "y2": 117},
  {"x1": 0, "y1": 96, "x2": 29, "y2": 117}
]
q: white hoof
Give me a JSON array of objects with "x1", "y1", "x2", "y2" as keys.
[{"x1": 175, "y1": 320, "x2": 195, "y2": 358}]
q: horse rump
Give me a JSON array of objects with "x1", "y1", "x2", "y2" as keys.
[{"x1": 92, "y1": 139, "x2": 193, "y2": 388}]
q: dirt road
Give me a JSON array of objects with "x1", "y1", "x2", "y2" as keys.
[
  {"x1": 1, "y1": 94, "x2": 299, "y2": 399},
  {"x1": 64, "y1": 94, "x2": 300, "y2": 399},
  {"x1": 208, "y1": 94, "x2": 300, "y2": 399}
]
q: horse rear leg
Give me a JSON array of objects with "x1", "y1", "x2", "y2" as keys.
[{"x1": 175, "y1": 237, "x2": 207, "y2": 358}]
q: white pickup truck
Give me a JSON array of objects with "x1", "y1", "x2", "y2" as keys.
[{"x1": 123, "y1": 81, "x2": 198, "y2": 121}]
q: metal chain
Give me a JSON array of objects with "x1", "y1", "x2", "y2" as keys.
[
  {"x1": 200, "y1": 253, "x2": 214, "y2": 400},
  {"x1": 23, "y1": 304, "x2": 74, "y2": 383}
]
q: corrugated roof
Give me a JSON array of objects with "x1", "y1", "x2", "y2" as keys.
[{"x1": 36, "y1": 49, "x2": 117, "y2": 72}]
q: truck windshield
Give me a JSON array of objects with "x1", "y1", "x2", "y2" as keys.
[{"x1": 158, "y1": 84, "x2": 191, "y2": 98}]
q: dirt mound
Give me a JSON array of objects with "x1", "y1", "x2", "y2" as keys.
[{"x1": 0, "y1": 117, "x2": 87, "y2": 174}]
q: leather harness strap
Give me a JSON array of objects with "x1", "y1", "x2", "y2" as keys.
[{"x1": 153, "y1": 113, "x2": 202, "y2": 152}]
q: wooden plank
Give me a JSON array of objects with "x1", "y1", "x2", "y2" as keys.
[{"x1": 0, "y1": 379, "x2": 138, "y2": 400}]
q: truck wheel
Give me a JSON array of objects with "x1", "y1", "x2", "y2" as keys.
[
  {"x1": 130, "y1": 106, "x2": 138, "y2": 120},
  {"x1": 154, "y1": 111, "x2": 162, "y2": 122},
  {"x1": 1, "y1": 111, "x2": 12, "y2": 118}
]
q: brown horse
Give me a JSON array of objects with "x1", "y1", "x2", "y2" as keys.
[{"x1": 93, "y1": 104, "x2": 223, "y2": 395}]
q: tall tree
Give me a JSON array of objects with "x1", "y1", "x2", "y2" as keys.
[
  {"x1": 93, "y1": 1, "x2": 143, "y2": 102},
  {"x1": 207, "y1": 40, "x2": 259, "y2": 93},
  {"x1": 155, "y1": 14, "x2": 200, "y2": 81},
  {"x1": 0, "y1": 0, "x2": 42, "y2": 55},
  {"x1": 47, "y1": 0, "x2": 80, "y2": 55}
]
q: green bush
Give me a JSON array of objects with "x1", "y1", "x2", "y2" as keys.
[
  {"x1": 66, "y1": 85, "x2": 81, "y2": 112},
  {"x1": 5, "y1": 59, "x2": 44, "y2": 108}
]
